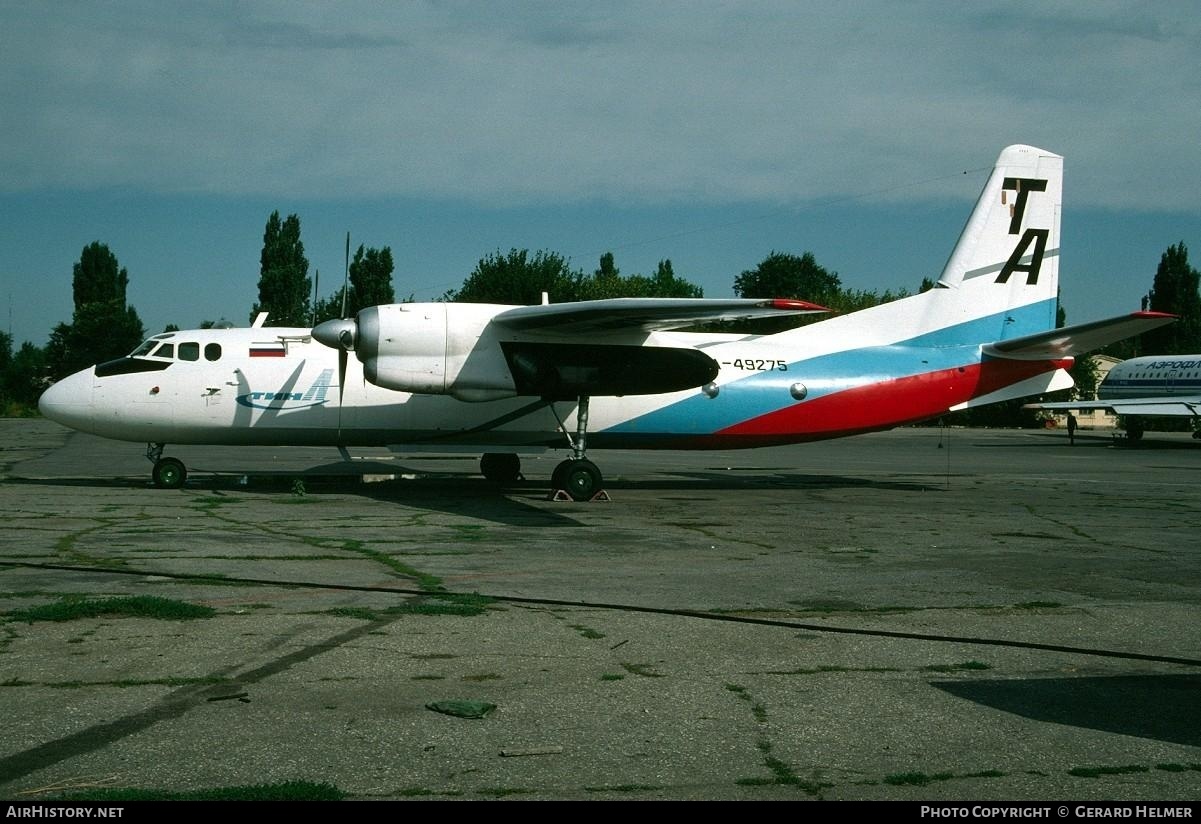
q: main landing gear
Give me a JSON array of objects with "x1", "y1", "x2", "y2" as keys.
[
  {"x1": 146, "y1": 442, "x2": 187, "y2": 489},
  {"x1": 548, "y1": 395, "x2": 608, "y2": 502},
  {"x1": 480, "y1": 452, "x2": 523, "y2": 484}
]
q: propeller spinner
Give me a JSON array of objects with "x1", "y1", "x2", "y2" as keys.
[{"x1": 312, "y1": 317, "x2": 357, "y2": 405}]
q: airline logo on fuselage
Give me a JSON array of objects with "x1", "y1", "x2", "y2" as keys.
[{"x1": 236, "y1": 369, "x2": 333, "y2": 409}]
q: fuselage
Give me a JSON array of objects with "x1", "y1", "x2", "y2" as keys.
[
  {"x1": 1099, "y1": 355, "x2": 1201, "y2": 400},
  {"x1": 38, "y1": 296, "x2": 1067, "y2": 452}
]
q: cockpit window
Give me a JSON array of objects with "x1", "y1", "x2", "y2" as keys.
[
  {"x1": 152, "y1": 343, "x2": 175, "y2": 359},
  {"x1": 179, "y1": 342, "x2": 200, "y2": 362},
  {"x1": 204, "y1": 343, "x2": 222, "y2": 362},
  {"x1": 131, "y1": 340, "x2": 157, "y2": 357}
]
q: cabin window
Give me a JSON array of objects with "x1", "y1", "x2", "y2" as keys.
[
  {"x1": 205, "y1": 343, "x2": 222, "y2": 361},
  {"x1": 179, "y1": 342, "x2": 200, "y2": 362},
  {"x1": 153, "y1": 343, "x2": 175, "y2": 359}
]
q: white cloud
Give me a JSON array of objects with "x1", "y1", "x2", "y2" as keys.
[{"x1": 2, "y1": 1, "x2": 1199, "y2": 209}]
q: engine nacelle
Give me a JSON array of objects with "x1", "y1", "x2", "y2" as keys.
[{"x1": 355, "y1": 303, "x2": 517, "y2": 402}]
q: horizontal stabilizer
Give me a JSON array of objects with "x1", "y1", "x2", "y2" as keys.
[
  {"x1": 493, "y1": 297, "x2": 827, "y2": 334},
  {"x1": 983, "y1": 311, "x2": 1176, "y2": 361},
  {"x1": 1026, "y1": 397, "x2": 1201, "y2": 417}
]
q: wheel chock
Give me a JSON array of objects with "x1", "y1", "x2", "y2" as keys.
[{"x1": 549, "y1": 488, "x2": 612, "y2": 502}]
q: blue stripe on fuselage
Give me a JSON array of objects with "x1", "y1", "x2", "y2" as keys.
[{"x1": 606, "y1": 299, "x2": 1056, "y2": 435}]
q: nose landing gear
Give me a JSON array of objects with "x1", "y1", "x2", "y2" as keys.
[{"x1": 146, "y1": 442, "x2": 187, "y2": 489}]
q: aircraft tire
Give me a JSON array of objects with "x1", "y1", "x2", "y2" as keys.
[
  {"x1": 480, "y1": 452, "x2": 521, "y2": 483},
  {"x1": 555, "y1": 459, "x2": 602, "y2": 502},
  {"x1": 152, "y1": 457, "x2": 187, "y2": 489}
]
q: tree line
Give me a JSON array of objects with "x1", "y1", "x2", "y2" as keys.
[{"x1": 4, "y1": 210, "x2": 1199, "y2": 419}]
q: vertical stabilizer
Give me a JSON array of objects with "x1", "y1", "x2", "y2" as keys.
[{"x1": 934, "y1": 144, "x2": 1062, "y2": 338}]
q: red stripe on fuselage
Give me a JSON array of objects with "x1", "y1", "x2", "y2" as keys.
[{"x1": 716, "y1": 358, "x2": 1070, "y2": 443}]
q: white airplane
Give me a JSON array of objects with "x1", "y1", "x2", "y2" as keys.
[
  {"x1": 1026, "y1": 354, "x2": 1201, "y2": 440},
  {"x1": 39, "y1": 144, "x2": 1175, "y2": 498}
]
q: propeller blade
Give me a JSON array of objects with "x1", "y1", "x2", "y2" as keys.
[
  {"x1": 338, "y1": 347, "x2": 348, "y2": 406},
  {"x1": 341, "y1": 231, "x2": 350, "y2": 318}
]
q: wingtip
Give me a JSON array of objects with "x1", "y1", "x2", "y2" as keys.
[{"x1": 770, "y1": 298, "x2": 830, "y2": 313}]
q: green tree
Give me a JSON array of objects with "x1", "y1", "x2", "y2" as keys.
[
  {"x1": 73, "y1": 242, "x2": 130, "y2": 307},
  {"x1": 446, "y1": 249, "x2": 582, "y2": 305},
  {"x1": 447, "y1": 249, "x2": 706, "y2": 305},
  {"x1": 3, "y1": 341, "x2": 48, "y2": 412},
  {"x1": 1141, "y1": 242, "x2": 1201, "y2": 356},
  {"x1": 311, "y1": 245, "x2": 397, "y2": 323},
  {"x1": 251, "y1": 211, "x2": 310, "y2": 327},
  {"x1": 348, "y1": 245, "x2": 395, "y2": 315},
  {"x1": 734, "y1": 251, "x2": 843, "y2": 306},
  {"x1": 578, "y1": 257, "x2": 704, "y2": 301},
  {"x1": 46, "y1": 242, "x2": 145, "y2": 379}
]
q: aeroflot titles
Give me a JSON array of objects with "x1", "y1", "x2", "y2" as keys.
[{"x1": 1141, "y1": 361, "x2": 1201, "y2": 370}]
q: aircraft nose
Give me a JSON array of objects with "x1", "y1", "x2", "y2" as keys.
[{"x1": 38, "y1": 368, "x2": 95, "y2": 430}]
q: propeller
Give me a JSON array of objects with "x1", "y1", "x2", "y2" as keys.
[{"x1": 313, "y1": 231, "x2": 355, "y2": 405}]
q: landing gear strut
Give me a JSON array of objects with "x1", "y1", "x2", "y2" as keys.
[
  {"x1": 548, "y1": 396, "x2": 607, "y2": 501},
  {"x1": 146, "y1": 442, "x2": 187, "y2": 489}
]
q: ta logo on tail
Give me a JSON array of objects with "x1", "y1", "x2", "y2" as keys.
[
  {"x1": 997, "y1": 176, "x2": 1050, "y2": 286},
  {"x1": 237, "y1": 368, "x2": 334, "y2": 410}
]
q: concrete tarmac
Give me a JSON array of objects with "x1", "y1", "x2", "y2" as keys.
[{"x1": 1, "y1": 419, "x2": 1199, "y2": 800}]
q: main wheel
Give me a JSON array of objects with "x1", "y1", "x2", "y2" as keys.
[
  {"x1": 554, "y1": 459, "x2": 602, "y2": 501},
  {"x1": 480, "y1": 452, "x2": 522, "y2": 483},
  {"x1": 152, "y1": 457, "x2": 187, "y2": 489}
]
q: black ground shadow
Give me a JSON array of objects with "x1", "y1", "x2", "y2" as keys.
[{"x1": 933, "y1": 673, "x2": 1201, "y2": 746}]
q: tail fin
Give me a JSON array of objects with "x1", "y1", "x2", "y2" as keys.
[{"x1": 933, "y1": 144, "x2": 1062, "y2": 340}]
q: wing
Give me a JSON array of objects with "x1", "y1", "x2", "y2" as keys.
[
  {"x1": 492, "y1": 297, "x2": 828, "y2": 334},
  {"x1": 1026, "y1": 396, "x2": 1201, "y2": 417},
  {"x1": 982, "y1": 311, "x2": 1176, "y2": 360}
]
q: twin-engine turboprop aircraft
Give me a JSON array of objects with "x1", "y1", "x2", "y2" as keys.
[{"x1": 39, "y1": 145, "x2": 1174, "y2": 499}]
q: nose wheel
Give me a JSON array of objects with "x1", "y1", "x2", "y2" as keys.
[{"x1": 146, "y1": 443, "x2": 187, "y2": 489}]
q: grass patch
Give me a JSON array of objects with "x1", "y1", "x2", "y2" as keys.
[
  {"x1": 600, "y1": 673, "x2": 624, "y2": 681},
  {"x1": 741, "y1": 740, "x2": 831, "y2": 795},
  {"x1": 323, "y1": 593, "x2": 494, "y2": 622},
  {"x1": 6, "y1": 596, "x2": 215, "y2": 623},
  {"x1": 1013, "y1": 601, "x2": 1063, "y2": 610},
  {"x1": 883, "y1": 771, "x2": 955, "y2": 786},
  {"x1": 337, "y1": 540, "x2": 444, "y2": 591},
  {"x1": 1068, "y1": 764, "x2": 1150, "y2": 778},
  {"x1": 55, "y1": 781, "x2": 345, "y2": 801},
  {"x1": 620, "y1": 662, "x2": 664, "y2": 678},
  {"x1": 461, "y1": 672, "x2": 501, "y2": 682},
  {"x1": 476, "y1": 787, "x2": 534, "y2": 798},
  {"x1": 921, "y1": 661, "x2": 992, "y2": 673},
  {"x1": 411, "y1": 674, "x2": 446, "y2": 681},
  {"x1": 568, "y1": 623, "x2": 605, "y2": 639},
  {"x1": 36, "y1": 677, "x2": 228, "y2": 689}
]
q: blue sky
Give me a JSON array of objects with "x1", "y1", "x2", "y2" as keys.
[{"x1": 2, "y1": 1, "x2": 1199, "y2": 347}]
